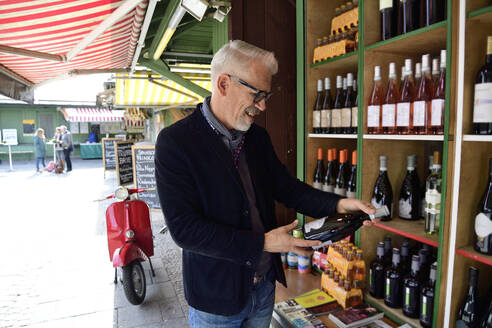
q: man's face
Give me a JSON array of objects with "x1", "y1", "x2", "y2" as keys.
[{"x1": 225, "y1": 60, "x2": 272, "y2": 131}]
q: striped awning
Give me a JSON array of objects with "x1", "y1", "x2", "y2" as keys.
[
  {"x1": 115, "y1": 71, "x2": 211, "y2": 107},
  {"x1": 62, "y1": 107, "x2": 125, "y2": 122},
  {"x1": 0, "y1": 0, "x2": 148, "y2": 85}
]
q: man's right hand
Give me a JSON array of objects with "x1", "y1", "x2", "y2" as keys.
[{"x1": 264, "y1": 220, "x2": 321, "y2": 257}]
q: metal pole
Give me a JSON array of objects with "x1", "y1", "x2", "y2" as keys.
[{"x1": 8, "y1": 145, "x2": 13, "y2": 171}]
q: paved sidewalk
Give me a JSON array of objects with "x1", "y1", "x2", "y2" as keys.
[{"x1": 0, "y1": 158, "x2": 190, "y2": 328}]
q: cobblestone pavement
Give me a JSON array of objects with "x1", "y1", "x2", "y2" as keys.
[{"x1": 0, "y1": 159, "x2": 190, "y2": 328}]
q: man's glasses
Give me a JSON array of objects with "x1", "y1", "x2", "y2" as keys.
[{"x1": 227, "y1": 74, "x2": 273, "y2": 104}]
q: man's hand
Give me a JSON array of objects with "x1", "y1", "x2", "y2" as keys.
[
  {"x1": 264, "y1": 220, "x2": 321, "y2": 256},
  {"x1": 336, "y1": 198, "x2": 379, "y2": 226}
]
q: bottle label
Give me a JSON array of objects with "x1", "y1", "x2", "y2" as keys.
[
  {"x1": 379, "y1": 0, "x2": 392, "y2": 10},
  {"x1": 367, "y1": 105, "x2": 380, "y2": 127},
  {"x1": 322, "y1": 184, "x2": 334, "y2": 193},
  {"x1": 332, "y1": 109, "x2": 342, "y2": 128},
  {"x1": 422, "y1": 296, "x2": 427, "y2": 316},
  {"x1": 321, "y1": 109, "x2": 331, "y2": 128},
  {"x1": 425, "y1": 190, "x2": 441, "y2": 214},
  {"x1": 475, "y1": 212, "x2": 492, "y2": 238},
  {"x1": 313, "y1": 182, "x2": 323, "y2": 190},
  {"x1": 313, "y1": 111, "x2": 321, "y2": 128},
  {"x1": 351, "y1": 106, "x2": 358, "y2": 128},
  {"x1": 473, "y1": 83, "x2": 492, "y2": 123},
  {"x1": 405, "y1": 287, "x2": 410, "y2": 306},
  {"x1": 413, "y1": 100, "x2": 426, "y2": 127},
  {"x1": 334, "y1": 187, "x2": 346, "y2": 197},
  {"x1": 431, "y1": 99, "x2": 444, "y2": 126},
  {"x1": 396, "y1": 102, "x2": 411, "y2": 127},
  {"x1": 399, "y1": 198, "x2": 412, "y2": 219},
  {"x1": 369, "y1": 269, "x2": 372, "y2": 287},
  {"x1": 342, "y1": 107, "x2": 351, "y2": 127},
  {"x1": 287, "y1": 252, "x2": 298, "y2": 268},
  {"x1": 304, "y1": 218, "x2": 326, "y2": 234},
  {"x1": 385, "y1": 278, "x2": 390, "y2": 297},
  {"x1": 346, "y1": 191, "x2": 357, "y2": 198},
  {"x1": 382, "y1": 104, "x2": 396, "y2": 127}
]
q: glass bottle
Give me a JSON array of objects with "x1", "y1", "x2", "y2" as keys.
[
  {"x1": 368, "y1": 65, "x2": 384, "y2": 134},
  {"x1": 473, "y1": 36, "x2": 492, "y2": 135},
  {"x1": 429, "y1": 49, "x2": 446, "y2": 134},
  {"x1": 342, "y1": 73, "x2": 355, "y2": 134},
  {"x1": 369, "y1": 242, "x2": 386, "y2": 299},
  {"x1": 323, "y1": 149, "x2": 335, "y2": 192},
  {"x1": 397, "y1": 58, "x2": 416, "y2": 134},
  {"x1": 335, "y1": 150, "x2": 349, "y2": 196},
  {"x1": 332, "y1": 76, "x2": 344, "y2": 134},
  {"x1": 313, "y1": 148, "x2": 324, "y2": 190},
  {"x1": 456, "y1": 267, "x2": 480, "y2": 328},
  {"x1": 382, "y1": 62, "x2": 399, "y2": 134},
  {"x1": 384, "y1": 248, "x2": 403, "y2": 308},
  {"x1": 313, "y1": 79, "x2": 323, "y2": 133},
  {"x1": 351, "y1": 77, "x2": 358, "y2": 134},
  {"x1": 371, "y1": 156, "x2": 394, "y2": 221},
  {"x1": 321, "y1": 77, "x2": 333, "y2": 134},
  {"x1": 420, "y1": 262, "x2": 437, "y2": 327},
  {"x1": 399, "y1": 154, "x2": 421, "y2": 220},
  {"x1": 414, "y1": 54, "x2": 434, "y2": 134},
  {"x1": 346, "y1": 150, "x2": 357, "y2": 198},
  {"x1": 403, "y1": 255, "x2": 421, "y2": 318},
  {"x1": 474, "y1": 157, "x2": 492, "y2": 254},
  {"x1": 424, "y1": 151, "x2": 442, "y2": 234}
]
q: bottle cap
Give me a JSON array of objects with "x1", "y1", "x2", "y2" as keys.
[
  {"x1": 352, "y1": 150, "x2": 357, "y2": 165},
  {"x1": 404, "y1": 59, "x2": 413, "y2": 75},
  {"x1": 407, "y1": 155, "x2": 416, "y2": 169},
  {"x1": 392, "y1": 248, "x2": 400, "y2": 263},
  {"x1": 432, "y1": 58, "x2": 439, "y2": 75},
  {"x1": 418, "y1": 249, "x2": 428, "y2": 265},
  {"x1": 415, "y1": 63, "x2": 422, "y2": 78},
  {"x1": 347, "y1": 73, "x2": 354, "y2": 87},
  {"x1": 389, "y1": 62, "x2": 396, "y2": 78},
  {"x1": 379, "y1": 155, "x2": 387, "y2": 170},
  {"x1": 422, "y1": 54, "x2": 431, "y2": 72},
  {"x1": 429, "y1": 264, "x2": 437, "y2": 281},
  {"x1": 411, "y1": 255, "x2": 420, "y2": 272},
  {"x1": 377, "y1": 242, "x2": 385, "y2": 257},
  {"x1": 469, "y1": 267, "x2": 478, "y2": 286},
  {"x1": 428, "y1": 155, "x2": 434, "y2": 169},
  {"x1": 440, "y1": 50, "x2": 446, "y2": 68},
  {"x1": 337, "y1": 75, "x2": 343, "y2": 88},
  {"x1": 372, "y1": 206, "x2": 390, "y2": 219},
  {"x1": 401, "y1": 240, "x2": 410, "y2": 256},
  {"x1": 343, "y1": 77, "x2": 347, "y2": 89},
  {"x1": 325, "y1": 77, "x2": 331, "y2": 90},
  {"x1": 401, "y1": 66, "x2": 405, "y2": 80},
  {"x1": 317, "y1": 148, "x2": 323, "y2": 160},
  {"x1": 317, "y1": 79, "x2": 323, "y2": 92},
  {"x1": 433, "y1": 151, "x2": 441, "y2": 165},
  {"x1": 487, "y1": 36, "x2": 492, "y2": 55},
  {"x1": 340, "y1": 150, "x2": 347, "y2": 163},
  {"x1": 333, "y1": 148, "x2": 338, "y2": 160},
  {"x1": 327, "y1": 149, "x2": 333, "y2": 161}
]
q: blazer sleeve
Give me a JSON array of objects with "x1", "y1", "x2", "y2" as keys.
[
  {"x1": 155, "y1": 131, "x2": 264, "y2": 268},
  {"x1": 261, "y1": 129, "x2": 343, "y2": 218}
]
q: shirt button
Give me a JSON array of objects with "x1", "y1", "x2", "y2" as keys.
[{"x1": 246, "y1": 261, "x2": 252, "y2": 266}]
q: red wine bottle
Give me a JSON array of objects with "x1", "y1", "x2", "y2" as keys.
[
  {"x1": 380, "y1": 0, "x2": 396, "y2": 40},
  {"x1": 475, "y1": 157, "x2": 492, "y2": 254},
  {"x1": 346, "y1": 151, "x2": 357, "y2": 198},
  {"x1": 403, "y1": 255, "x2": 421, "y2": 318},
  {"x1": 384, "y1": 248, "x2": 403, "y2": 308},
  {"x1": 371, "y1": 155, "x2": 394, "y2": 221},
  {"x1": 323, "y1": 149, "x2": 336, "y2": 192},
  {"x1": 420, "y1": 262, "x2": 437, "y2": 328},
  {"x1": 400, "y1": 239, "x2": 411, "y2": 275},
  {"x1": 333, "y1": 76, "x2": 344, "y2": 134},
  {"x1": 342, "y1": 74, "x2": 355, "y2": 134},
  {"x1": 399, "y1": 155, "x2": 421, "y2": 220},
  {"x1": 321, "y1": 77, "x2": 333, "y2": 134},
  {"x1": 313, "y1": 79, "x2": 323, "y2": 134},
  {"x1": 369, "y1": 241, "x2": 386, "y2": 299},
  {"x1": 456, "y1": 267, "x2": 480, "y2": 328},
  {"x1": 383, "y1": 236, "x2": 393, "y2": 267},
  {"x1": 473, "y1": 36, "x2": 492, "y2": 135},
  {"x1": 334, "y1": 150, "x2": 349, "y2": 196},
  {"x1": 313, "y1": 148, "x2": 324, "y2": 190}
]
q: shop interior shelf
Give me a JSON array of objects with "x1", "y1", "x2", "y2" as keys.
[
  {"x1": 363, "y1": 134, "x2": 444, "y2": 141},
  {"x1": 456, "y1": 245, "x2": 492, "y2": 266},
  {"x1": 463, "y1": 135, "x2": 492, "y2": 142},
  {"x1": 468, "y1": 5, "x2": 492, "y2": 21},
  {"x1": 373, "y1": 219, "x2": 439, "y2": 248},
  {"x1": 365, "y1": 294, "x2": 421, "y2": 328},
  {"x1": 365, "y1": 21, "x2": 446, "y2": 54},
  {"x1": 308, "y1": 133, "x2": 358, "y2": 139},
  {"x1": 310, "y1": 51, "x2": 358, "y2": 69}
]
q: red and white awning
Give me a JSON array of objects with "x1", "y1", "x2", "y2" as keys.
[
  {"x1": 62, "y1": 107, "x2": 125, "y2": 122},
  {"x1": 0, "y1": 0, "x2": 148, "y2": 85}
]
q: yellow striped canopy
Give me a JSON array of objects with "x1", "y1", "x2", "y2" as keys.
[{"x1": 115, "y1": 71, "x2": 211, "y2": 107}]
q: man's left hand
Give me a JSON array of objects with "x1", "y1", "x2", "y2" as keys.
[{"x1": 336, "y1": 198, "x2": 379, "y2": 226}]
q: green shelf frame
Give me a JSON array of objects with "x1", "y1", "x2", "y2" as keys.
[
  {"x1": 310, "y1": 51, "x2": 357, "y2": 69},
  {"x1": 468, "y1": 4, "x2": 492, "y2": 19}
]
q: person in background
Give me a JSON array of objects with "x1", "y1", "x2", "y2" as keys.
[
  {"x1": 60, "y1": 125, "x2": 73, "y2": 172},
  {"x1": 155, "y1": 40, "x2": 377, "y2": 328},
  {"x1": 88, "y1": 126, "x2": 98, "y2": 143},
  {"x1": 34, "y1": 128, "x2": 46, "y2": 173},
  {"x1": 53, "y1": 127, "x2": 64, "y2": 164}
]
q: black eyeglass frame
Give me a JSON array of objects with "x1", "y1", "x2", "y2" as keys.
[{"x1": 227, "y1": 74, "x2": 273, "y2": 104}]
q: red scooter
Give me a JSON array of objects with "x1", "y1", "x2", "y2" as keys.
[{"x1": 96, "y1": 186, "x2": 156, "y2": 305}]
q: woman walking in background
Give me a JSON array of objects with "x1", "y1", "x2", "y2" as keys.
[{"x1": 34, "y1": 128, "x2": 46, "y2": 173}]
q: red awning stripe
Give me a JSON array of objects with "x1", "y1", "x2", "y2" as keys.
[{"x1": 62, "y1": 107, "x2": 125, "y2": 122}]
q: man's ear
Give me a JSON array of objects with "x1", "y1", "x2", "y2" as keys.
[{"x1": 216, "y1": 74, "x2": 229, "y2": 97}]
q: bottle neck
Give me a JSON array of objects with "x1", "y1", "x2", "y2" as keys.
[{"x1": 486, "y1": 53, "x2": 492, "y2": 65}]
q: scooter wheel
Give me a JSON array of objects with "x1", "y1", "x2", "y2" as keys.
[{"x1": 122, "y1": 260, "x2": 146, "y2": 305}]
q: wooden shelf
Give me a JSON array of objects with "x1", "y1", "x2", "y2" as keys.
[
  {"x1": 365, "y1": 294, "x2": 422, "y2": 328},
  {"x1": 365, "y1": 21, "x2": 446, "y2": 53},
  {"x1": 308, "y1": 133, "x2": 358, "y2": 139},
  {"x1": 311, "y1": 51, "x2": 358, "y2": 69},
  {"x1": 456, "y1": 246, "x2": 492, "y2": 266},
  {"x1": 373, "y1": 219, "x2": 439, "y2": 248},
  {"x1": 463, "y1": 135, "x2": 492, "y2": 142},
  {"x1": 468, "y1": 5, "x2": 492, "y2": 21},
  {"x1": 363, "y1": 134, "x2": 444, "y2": 141}
]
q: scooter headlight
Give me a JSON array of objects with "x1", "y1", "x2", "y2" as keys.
[
  {"x1": 115, "y1": 187, "x2": 129, "y2": 201},
  {"x1": 126, "y1": 230, "x2": 135, "y2": 239}
]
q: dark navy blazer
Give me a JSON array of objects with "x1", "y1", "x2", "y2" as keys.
[{"x1": 155, "y1": 105, "x2": 342, "y2": 315}]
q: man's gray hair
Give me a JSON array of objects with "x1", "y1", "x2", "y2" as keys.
[{"x1": 211, "y1": 40, "x2": 278, "y2": 88}]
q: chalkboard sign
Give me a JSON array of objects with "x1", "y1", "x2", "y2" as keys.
[
  {"x1": 132, "y1": 145, "x2": 160, "y2": 209},
  {"x1": 115, "y1": 140, "x2": 135, "y2": 186},
  {"x1": 102, "y1": 138, "x2": 123, "y2": 172}
]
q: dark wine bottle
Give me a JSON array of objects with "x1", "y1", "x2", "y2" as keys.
[
  {"x1": 473, "y1": 36, "x2": 492, "y2": 135},
  {"x1": 380, "y1": 0, "x2": 395, "y2": 40},
  {"x1": 403, "y1": 255, "x2": 421, "y2": 318},
  {"x1": 384, "y1": 248, "x2": 403, "y2": 308},
  {"x1": 346, "y1": 151, "x2": 357, "y2": 198},
  {"x1": 425, "y1": 151, "x2": 442, "y2": 234},
  {"x1": 313, "y1": 79, "x2": 323, "y2": 134},
  {"x1": 400, "y1": 239, "x2": 411, "y2": 275},
  {"x1": 313, "y1": 148, "x2": 324, "y2": 190},
  {"x1": 399, "y1": 0, "x2": 415, "y2": 34},
  {"x1": 323, "y1": 149, "x2": 336, "y2": 193},
  {"x1": 342, "y1": 73, "x2": 355, "y2": 134},
  {"x1": 351, "y1": 78, "x2": 358, "y2": 134},
  {"x1": 456, "y1": 267, "x2": 480, "y2": 328},
  {"x1": 420, "y1": 262, "x2": 437, "y2": 328},
  {"x1": 475, "y1": 157, "x2": 492, "y2": 254},
  {"x1": 399, "y1": 155, "x2": 421, "y2": 220},
  {"x1": 333, "y1": 76, "x2": 344, "y2": 134},
  {"x1": 422, "y1": 0, "x2": 439, "y2": 27},
  {"x1": 370, "y1": 241, "x2": 386, "y2": 299},
  {"x1": 479, "y1": 289, "x2": 492, "y2": 328},
  {"x1": 383, "y1": 236, "x2": 393, "y2": 267},
  {"x1": 321, "y1": 77, "x2": 333, "y2": 134},
  {"x1": 371, "y1": 155, "x2": 394, "y2": 221},
  {"x1": 418, "y1": 248, "x2": 431, "y2": 283},
  {"x1": 303, "y1": 206, "x2": 389, "y2": 250},
  {"x1": 334, "y1": 150, "x2": 348, "y2": 196}
]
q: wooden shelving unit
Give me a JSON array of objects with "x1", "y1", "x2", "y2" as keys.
[
  {"x1": 373, "y1": 220, "x2": 439, "y2": 248},
  {"x1": 363, "y1": 135, "x2": 444, "y2": 141},
  {"x1": 463, "y1": 134, "x2": 492, "y2": 142},
  {"x1": 456, "y1": 246, "x2": 492, "y2": 266},
  {"x1": 311, "y1": 51, "x2": 358, "y2": 69},
  {"x1": 365, "y1": 294, "x2": 421, "y2": 328},
  {"x1": 308, "y1": 133, "x2": 358, "y2": 139}
]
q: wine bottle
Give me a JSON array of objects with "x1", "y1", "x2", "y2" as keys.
[
  {"x1": 351, "y1": 78, "x2": 358, "y2": 134},
  {"x1": 400, "y1": 239, "x2": 411, "y2": 275},
  {"x1": 403, "y1": 255, "x2": 421, "y2": 318},
  {"x1": 383, "y1": 236, "x2": 393, "y2": 267},
  {"x1": 415, "y1": 62, "x2": 422, "y2": 88},
  {"x1": 321, "y1": 77, "x2": 333, "y2": 134},
  {"x1": 384, "y1": 248, "x2": 403, "y2": 308},
  {"x1": 425, "y1": 151, "x2": 442, "y2": 234},
  {"x1": 313, "y1": 148, "x2": 324, "y2": 190},
  {"x1": 430, "y1": 50, "x2": 446, "y2": 134},
  {"x1": 456, "y1": 267, "x2": 480, "y2": 328},
  {"x1": 333, "y1": 76, "x2": 344, "y2": 134},
  {"x1": 368, "y1": 66, "x2": 384, "y2": 134},
  {"x1": 335, "y1": 150, "x2": 348, "y2": 196},
  {"x1": 474, "y1": 157, "x2": 492, "y2": 254},
  {"x1": 399, "y1": 0, "x2": 415, "y2": 34},
  {"x1": 313, "y1": 79, "x2": 323, "y2": 134},
  {"x1": 432, "y1": 58, "x2": 440, "y2": 84},
  {"x1": 399, "y1": 155, "x2": 421, "y2": 220},
  {"x1": 397, "y1": 59, "x2": 416, "y2": 134},
  {"x1": 347, "y1": 151, "x2": 357, "y2": 198},
  {"x1": 303, "y1": 206, "x2": 389, "y2": 249},
  {"x1": 383, "y1": 63, "x2": 399, "y2": 134},
  {"x1": 423, "y1": 0, "x2": 439, "y2": 27},
  {"x1": 380, "y1": 0, "x2": 395, "y2": 40},
  {"x1": 418, "y1": 248, "x2": 431, "y2": 283},
  {"x1": 400, "y1": 65, "x2": 405, "y2": 93},
  {"x1": 420, "y1": 262, "x2": 437, "y2": 328},
  {"x1": 473, "y1": 36, "x2": 492, "y2": 135},
  {"x1": 323, "y1": 149, "x2": 336, "y2": 192},
  {"x1": 342, "y1": 73, "x2": 355, "y2": 134},
  {"x1": 421, "y1": 154, "x2": 434, "y2": 219},
  {"x1": 343, "y1": 77, "x2": 348, "y2": 101},
  {"x1": 371, "y1": 155, "x2": 394, "y2": 221},
  {"x1": 479, "y1": 289, "x2": 492, "y2": 328},
  {"x1": 414, "y1": 54, "x2": 434, "y2": 134},
  {"x1": 370, "y1": 241, "x2": 386, "y2": 299}
]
